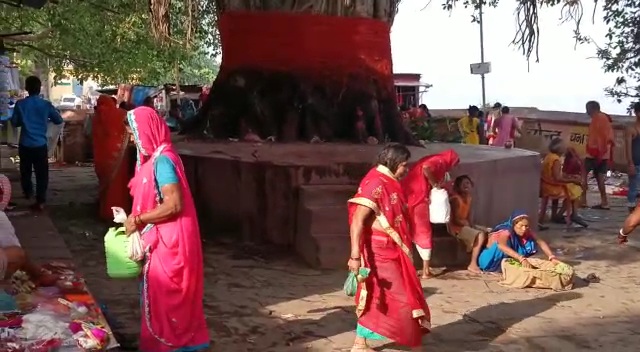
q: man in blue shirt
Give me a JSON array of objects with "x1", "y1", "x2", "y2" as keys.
[{"x1": 11, "y1": 76, "x2": 64, "y2": 210}]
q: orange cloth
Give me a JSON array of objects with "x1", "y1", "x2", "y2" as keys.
[
  {"x1": 541, "y1": 153, "x2": 569, "y2": 199},
  {"x1": 586, "y1": 112, "x2": 614, "y2": 160},
  {"x1": 448, "y1": 193, "x2": 470, "y2": 234},
  {"x1": 92, "y1": 95, "x2": 131, "y2": 220}
]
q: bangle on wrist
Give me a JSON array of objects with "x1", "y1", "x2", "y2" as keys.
[{"x1": 350, "y1": 257, "x2": 360, "y2": 261}]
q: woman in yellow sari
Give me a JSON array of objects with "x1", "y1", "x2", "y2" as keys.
[
  {"x1": 457, "y1": 105, "x2": 480, "y2": 145},
  {"x1": 540, "y1": 138, "x2": 587, "y2": 229}
]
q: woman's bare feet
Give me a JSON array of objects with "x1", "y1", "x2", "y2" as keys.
[
  {"x1": 351, "y1": 344, "x2": 375, "y2": 352},
  {"x1": 467, "y1": 264, "x2": 482, "y2": 274},
  {"x1": 421, "y1": 270, "x2": 432, "y2": 279},
  {"x1": 619, "y1": 229, "x2": 629, "y2": 244}
]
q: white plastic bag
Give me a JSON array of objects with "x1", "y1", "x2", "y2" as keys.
[
  {"x1": 429, "y1": 187, "x2": 450, "y2": 223},
  {"x1": 46, "y1": 122, "x2": 64, "y2": 158},
  {"x1": 111, "y1": 207, "x2": 145, "y2": 262}
]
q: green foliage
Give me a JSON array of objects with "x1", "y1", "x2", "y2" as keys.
[
  {"x1": 407, "y1": 116, "x2": 434, "y2": 141},
  {"x1": 2, "y1": 0, "x2": 219, "y2": 85}
]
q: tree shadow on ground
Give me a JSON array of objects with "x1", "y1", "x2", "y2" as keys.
[{"x1": 375, "y1": 291, "x2": 582, "y2": 352}]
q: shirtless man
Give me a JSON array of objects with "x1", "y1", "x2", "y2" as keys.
[{"x1": 448, "y1": 175, "x2": 488, "y2": 273}]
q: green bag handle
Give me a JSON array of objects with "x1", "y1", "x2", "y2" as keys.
[{"x1": 105, "y1": 227, "x2": 127, "y2": 238}]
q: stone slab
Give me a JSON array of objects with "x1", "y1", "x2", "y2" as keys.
[{"x1": 9, "y1": 212, "x2": 73, "y2": 262}]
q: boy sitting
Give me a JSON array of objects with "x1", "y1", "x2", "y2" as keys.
[{"x1": 448, "y1": 175, "x2": 488, "y2": 273}]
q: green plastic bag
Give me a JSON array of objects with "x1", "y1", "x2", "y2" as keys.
[
  {"x1": 104, "y1": 227, "x2": 142, "y2": 279},
  {"x1": 343, "y1": 268, "x2": 371, "y2": 297}
]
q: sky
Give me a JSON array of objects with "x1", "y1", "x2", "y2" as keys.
[{"x1": 390, "y1": 1, "x2": 632, "y2": 114}]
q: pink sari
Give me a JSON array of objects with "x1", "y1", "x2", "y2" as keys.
[
  {"x1": 491, "y1": 114, "x2": 515, "y2": 147},
  {"x1": 127, "y1": 107, "x2": 209, "y2": 352}
]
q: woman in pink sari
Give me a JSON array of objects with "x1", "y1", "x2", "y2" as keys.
[
  {"x1": 122, "y1": 106, "x2": 209, "y2": 352},
  {"x1": 490, "y1": 106, "x2": 521, "y2": 147}
]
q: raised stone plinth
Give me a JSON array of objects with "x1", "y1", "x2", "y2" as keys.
[{"x1": 177, "y1": 142, "x2": 541, "y2": 269}]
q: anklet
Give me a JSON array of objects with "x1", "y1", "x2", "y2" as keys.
[{"x1": 619, "y1": 229, "x2": 629, "y2": 244}]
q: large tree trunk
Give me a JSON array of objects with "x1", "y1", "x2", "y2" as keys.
[{"x1": 192, "y1": 0, "x2": 415, "y2": 144}]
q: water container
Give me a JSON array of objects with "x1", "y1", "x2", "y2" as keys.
[{"x1": 104, "y1": 227, "x2": 141, "y2": 279}]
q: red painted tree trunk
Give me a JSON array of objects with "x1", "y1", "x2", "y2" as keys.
[{"x1": 194, "y1": 8, "x2": 415, "y2": 144}]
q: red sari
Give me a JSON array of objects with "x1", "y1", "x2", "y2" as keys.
[
  {"x1": 402, "y1": 150, "x2": 460, "y2": 249},
  {"x1": 92, "y1": 95, "x2": 131, "y2": 220},
  {"x1": 348, "y1": 165, "x2": 431, "y2": 347}
]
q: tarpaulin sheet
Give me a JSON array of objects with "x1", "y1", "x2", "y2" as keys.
[{"x1": 130, "y1": 86, "x2": 158, "y2": 107}]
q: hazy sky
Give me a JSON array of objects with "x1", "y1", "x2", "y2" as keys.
[{"x1": 390, "y1": 1, "x2": 632, "y2": 114}]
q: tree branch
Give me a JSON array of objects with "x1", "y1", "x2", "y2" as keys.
[{"x1": 7, "y1": 42, "x2": 94, "y2": 65}]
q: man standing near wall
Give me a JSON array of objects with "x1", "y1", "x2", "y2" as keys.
[
  {"x1": 10, "y1": 76, "x2": 64, "y2": 211},
  {"x1": 584, "y1": 100, "x2": 614, "y2": 210}
]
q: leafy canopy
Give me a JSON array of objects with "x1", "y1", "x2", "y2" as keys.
[{"x1": 2, "y1": 0, "x2": 218, "y2": 85}]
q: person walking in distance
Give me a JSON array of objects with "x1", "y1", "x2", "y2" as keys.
[
  {"x1": 625, "y1": 102, "x2": 640, "y2": 212},
  {"x1": 584, "y1": 100, "x2": 614, "y2": 210},
  {"x1": 10, "y1": 76, "x2": 63, "y2": 211}
]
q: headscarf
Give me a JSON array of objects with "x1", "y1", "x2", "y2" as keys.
[
  {"x1": 96, "y1": 94, "x2": 116, "y2": 112},
  {"x1": 491, "y1": 210, "x2": 537, "y2": 253},
  {"x1": 492, "y1": 210, "x2": 528, "y2": 233},
  {"x1": 126, "y1": 106, "x2": 172, "y2": 169}
]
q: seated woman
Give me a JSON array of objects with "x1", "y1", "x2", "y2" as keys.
[
  {"x1": 447, "y1": 175, "x2": 488, "y2": 273},
  {"x1": 540, "y1": 138, "x2": 587, "y2": 228},
  {"x1": 478, "y1": 211, "x2": 560, "y2": 273},
  {"x1": 551, "y1": 146, "x2": 586, "y2": 222},
  {"x1": 0, "y1": 174, "x2": 56, "y2": 286}
]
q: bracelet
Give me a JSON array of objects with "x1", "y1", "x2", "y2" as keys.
[{"x1": 350, "y1": 257, "x2": 361, "y2": 261}]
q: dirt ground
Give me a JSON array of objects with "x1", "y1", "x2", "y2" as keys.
[{"x1": 30, "y1": 165, "x2": 640, "y2": 351}]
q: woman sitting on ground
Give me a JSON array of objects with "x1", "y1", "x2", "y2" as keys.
[
  {"x1": 477, "y1": 211, "x2": 561, "y2": 272},
  {"x1": 550, "y1": 146, "x2": 586, "y2": 222},
  {"x1": 447, "y1": 175, "x2": 488, "y2": 273},
  {"x1": 540, "y1": 138, "x2": 587, "y2": 228}
]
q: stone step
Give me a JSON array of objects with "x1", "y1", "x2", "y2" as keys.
[
  {"x1": 299, "y1": 204, "x2": 349, "y2": 237},
  {"x1": 298, "y1": 185, "x2": 356, "y2": 207},
  {"x1": 300, "y1": 232, "x2": 469, "y2": 269},
  {"x1": 296, "y1": 233, "x2": 350, "y2": 269},
  {"x1": 426, "y1": 236, "x2": 470, "y2": 268}
]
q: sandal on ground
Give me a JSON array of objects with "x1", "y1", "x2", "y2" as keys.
[
  {"x1": 590, "y1": 204, "x2": 611, "y2": 210},
  {"x1": 619, "y1": 229, "x2": 629, "y2": 244},
  {"x1": 571, "y1": 215, "x2": 589, "y2": 228}
]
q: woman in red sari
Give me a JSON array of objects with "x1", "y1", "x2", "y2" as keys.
[
  {"x1": 402, "y1": 149, "x2": 460, "y2": 278},
  {"x1": 347, "y1": 143, "x2": 430, "y2": 351},
  {"x1": 92, "y1": 95, "x2": 131, "y2": 220}
]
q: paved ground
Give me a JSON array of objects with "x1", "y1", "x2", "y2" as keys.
[{"x1": 7, "y1": 162, "x2": 640, "y2": 351}]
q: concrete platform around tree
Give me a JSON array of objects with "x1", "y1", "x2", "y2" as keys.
[{"x1": 177, "y1": 141, "x2": 541, "y2": 268}]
